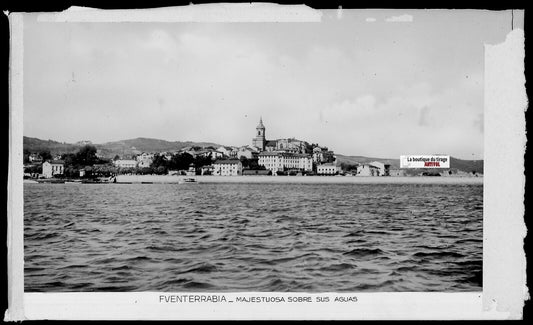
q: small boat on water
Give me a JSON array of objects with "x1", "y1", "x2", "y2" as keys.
[
  {"x1": 81, "y1": 176, "x2": 117, "y2": 184},
  {"x1": 35, "y1": 179, "x2": 65, "y2": 184},
  {"x1": 23, "y1": 179, "x2": 39, "y2": 184},
  {"x1": 65, "y1": 180, "x2": 82, "y2": 184},
  {"x1": 179, "y1": 178, "x2": 198, "y2": 184}
]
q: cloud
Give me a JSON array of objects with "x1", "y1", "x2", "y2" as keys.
[
  {"x1": 365, "y1": 17, "x2": 376, "y2": 22},
  {"x1": 321, "y1": 95, "x2": 377, "y2": 124},
  {"x1": 385, "y1": 14, "x2": 413, "y2": 22},
  {"x1": 21, "y1": 11, "x2": 493, "y2": 159}
]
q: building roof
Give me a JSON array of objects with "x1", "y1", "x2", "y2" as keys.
[
  {"x1": 214, "y1": 159, "x2": 242, "y2": 165},
  {"x1": 369, "y1": 161, "x2": 390, "y2": 168},
  {"x1": 258, "y1": 151, "x2": 278, "y2": 156},
  {"x1": 258, "y1": 151, "x2": 311, "y2": 158},
  {"x1": 238, "y1": 147, "x2": 257, "y2": 153},
  {"x1": 45, "y1": 160, "x2": 65, "y2": 165},
  {"x1": 359, "y1": 163, "x2": 380, "y2": 169}
]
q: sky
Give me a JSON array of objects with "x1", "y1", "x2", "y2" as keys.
[{"x1": 22, "y1": 9, "x2": 515, "y2": 159}]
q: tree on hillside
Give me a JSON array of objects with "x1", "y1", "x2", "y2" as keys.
[
  {"x1": 76, "y1": 145, "x2": 99, "y2": 166},
  {"x1": 193, "y1": 154, "x2": 212, "y2": 168},
  {"x1": 62, "y1": 153, "x2": 77, "y2": 167},
  {"x1": 250, "y1": 160, "x2": 265, "y2": 170},
  {"x1": 151, "y1": 154, "x2": 168, "y2": 169},
  {"x1": 39, "y1": 150, "x2": 52, "y2": 162},
  {"x1": 155, "y1": 166, "x2": 167, "y2": 175},
  {"x1": 23, "y1": 149, "x2": 31, "y2": 163},
  {"x1": 169, "y1": 152, "x2": 194, "y2": 170},
  {"x1": 240, "y1": 156, "x2": 249, "y2": 168},
  {"x1": 340, "y1": 162, "x2": 358, "y2": 172},
  {"x1": 241, "y1": 157, "x2": 262, "y2": 170}
]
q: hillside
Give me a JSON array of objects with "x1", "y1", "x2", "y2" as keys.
[
  {"x1": 336, "y1": 154, "x2": 400, "y2": 168},
  {"x1": 24, "y1": 136, "x2": 484, "y2": 174},
  {"x1": 24, "y1": 136, "x2": 223, "y2": 159},
  {"x1": 23, "y1": 137, "x2": 81, "y2": 155},
  {"x1": 96, "y1": 138, "x2": 223, "y2": 158},
  {"x1": 448, "y1": 156, "x2": 484, "y2": 173},
  {"x1": 336, "y1": 154, "x2": 484, "y2": 174}
]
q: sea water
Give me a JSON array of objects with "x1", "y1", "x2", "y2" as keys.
[{"x1": 24, "y1": 182, "x2": 482, "y2": 292}]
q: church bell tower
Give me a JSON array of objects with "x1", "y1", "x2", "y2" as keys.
[{"x1": 252, "y1": 117, "x2": 266, "y2": 151}]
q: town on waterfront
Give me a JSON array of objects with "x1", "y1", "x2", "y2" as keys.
[{"x1": 23, "y1": 117, "x2": 483, "y2": 183}]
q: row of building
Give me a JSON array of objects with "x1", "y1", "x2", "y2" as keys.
[
  {"x1": 209, "y1": 159, "x2": 391, "y2": 176},
  {"x1": 248, "y1": 117, "x2": 343, "y2": 175},
  {"x1": 25, "y1": 118, "x2": 395, "y2": 178},
  {"x1": 28, "y1": 155, "x2": 393, "y2": 179},
  {"x1": 203, "y1": 118, "x2": 391, "y2": 176},
  {"x1": 113, "y1": 145, "x2": 259, "y2": 169},
  {"x1": 29, "y1": 157, "x2": 401, "y2": 178}
]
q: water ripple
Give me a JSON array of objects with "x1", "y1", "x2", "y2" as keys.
[{"x1": 24, "y1": 182, "x2": 483, "y2": 292}]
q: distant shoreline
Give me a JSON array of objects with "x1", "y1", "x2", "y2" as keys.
[{"x1": 113, "y1": 175, "x2": 483, "y2": 185}]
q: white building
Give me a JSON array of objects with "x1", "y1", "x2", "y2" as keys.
[
  {"x1": 196, "y1": 149, "x2": 224, "y2": 160},
  {"x1": 258, "y1": 152, "x2": 313, "y2": 174},
  {"x1": 42, "y1": 160, "x2": 64, "y2": 178},
  {"x1": 236, "y1": 147, "x2": 257, "y2": 159},
  {"x1": 75, "y1": 140, "x2": 92, "y2": 146},
  {"x1": 114, "y1": 159, "x2": 138, "y2": 168},
  {"x1": 356, "y1": 164, "x2": 381, "y2": 176},
  {"x1": 317, "y1": 163, "x2": 340, "y2": 175},
  {"x1": 354, "y1": 161, "x2": 390, "y2": 176},
  {"x1": 29, "y1": 153, "x2": 43, "y2": 163},
  {"x1": 312, "y1": 147, "x2": 335, "y2": 164},
  {"x1": 389, "y1": 168, "x2": 405, "y2": 177},
  {"x1": 217, "y1": 146, "x2": 234, "y2": 157},
  {"x1": 228, "y1": 147, "x2": 240, "y2": 158},
  {"x1": 368, "y1": 161, "x2": 390, "y2": 176},
  {"x1": 137, "y1": 152, "x2": 154, "y2": 161},
  {"x1": 136, "y1": 152, "x2": 154, "y2": 168},
  {"x1": 213, "y1": 160, "x2": 243, "y2": 176},
  {"x1": 269, "y1": 138, "x2": 308, "y2": 153},
  {"x1": 312, "y1": 147, "x2": 323, "y2": 163},
  {"x1": 138, "y1": 159, "x2": 153, "y2": 168},
  {"x1": 201, "y1": 165, "x2": 215, "y2": 175},
  {"x1": 186, "y1": 163, "x2": 196, "y2": 176}
]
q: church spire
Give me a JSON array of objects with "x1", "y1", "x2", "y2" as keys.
[
  {"x1": 257, "y1": 116, "x2": 265, "y2": 129},
  {"x1": 253, "y1": 116, "x2": 266, "y2": 151}
]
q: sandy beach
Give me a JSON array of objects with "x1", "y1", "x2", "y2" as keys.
[{"x1": 115, "y1": 174, "x2": 483, "y2": 185}]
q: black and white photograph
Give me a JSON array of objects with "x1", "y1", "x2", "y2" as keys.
[{"x1": 6, "y1": 4, "x2": 528, "y2": 320}]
